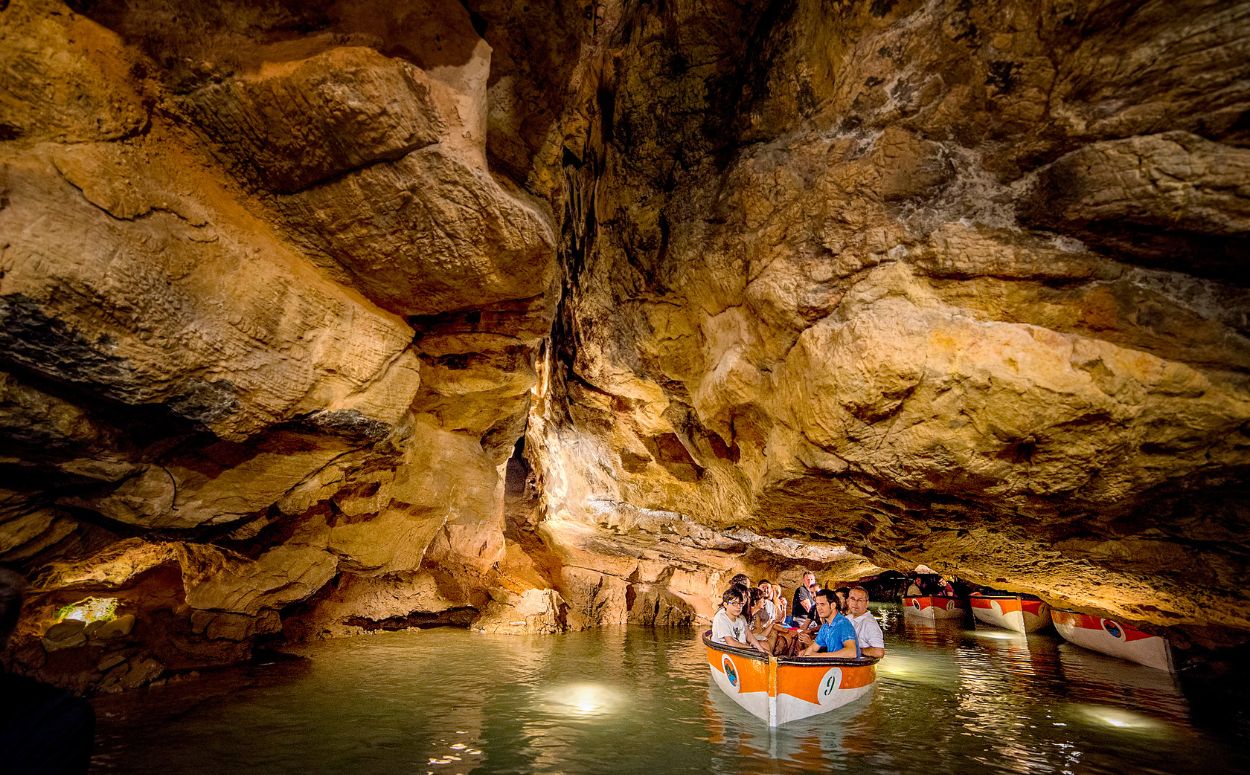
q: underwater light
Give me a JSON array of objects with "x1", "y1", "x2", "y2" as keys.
[
  {"x1": 1071, "y1": 704, "x2": 1168, "y2": 733},
  {"x1": 547, "y1": 682, "x2": 619, "y2": 716}
]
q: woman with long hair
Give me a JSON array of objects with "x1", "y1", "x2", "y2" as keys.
[{"x1": 746, "y1": 587, "x2": 779, "y2": 654}]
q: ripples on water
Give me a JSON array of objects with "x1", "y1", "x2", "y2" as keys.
[{"x1": 93, "y1": 606, "x2": 1250, "y2": 774}]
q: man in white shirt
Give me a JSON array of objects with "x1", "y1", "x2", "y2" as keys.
[
  {"x1": 846, "y1": 586, "x2": 885, "y2": 658},
  {"x1": 711, "y1": 587, "x2": 768, "y2": 652}
]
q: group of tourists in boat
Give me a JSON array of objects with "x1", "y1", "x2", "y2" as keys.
[
  {"x1": 703, "y1": 572, "x2": 885, "y2": 726},
  {"x1": 704, "y1": 567, "x2": 1176, "y2": 726}
]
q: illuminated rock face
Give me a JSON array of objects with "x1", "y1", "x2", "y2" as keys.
[
  {"x1": 0, "y1": 0, "x2": 563, "y2": 689},
  {"x1": 532, "y1": 0, "x2": 1250, "y2": 650},
  {"x1": 1, "y1": 0, "x2": 1249, "y2": 691}
]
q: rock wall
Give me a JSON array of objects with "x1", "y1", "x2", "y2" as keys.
[
  {"x1": 1, "y1": 0, "x2": 1248, "y2": 691},
  {"x1": 0, "y1": 0, "x2": 572, "y2": 690},
  {"x1": 535, "y1": 0, "x2": 1250, "y2": 649}
]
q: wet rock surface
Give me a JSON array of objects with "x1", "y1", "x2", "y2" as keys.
[{"x1": 1, "y1": 0, "x2": 1248, "y2": 690}]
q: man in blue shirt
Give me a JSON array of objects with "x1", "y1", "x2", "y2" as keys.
[{"x1": 798, "y1": 589, "x2": 859, "y2": 658}]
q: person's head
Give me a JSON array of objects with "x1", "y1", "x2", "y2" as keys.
[
  {"x1": 730, "y1": 573, "x2": 751, "y2": 589},
  {"x1": 722, "y1": 587, "x2": 746, "y2": 616},
  {"x1": 747, "y1": 586, "x2": 764, "y2": 612},
  {"x1": 815, "y1": 588, "x2": 838, "y2": 620},
  {"x1": 848, "y1": 586, "x2": 870, "y2": 617},
  {"x1": 758, "y1": 579, "x2": 772, "y2": 598},
  {"x1": 834, "y1": 587, "x2": 851, "y2": 612},
  {"x1": 802, "y1": 571, "x2": 817, "y2": 589},
  {"x1": 0, "y1": 569, "x2": 25, "y2": 650}
]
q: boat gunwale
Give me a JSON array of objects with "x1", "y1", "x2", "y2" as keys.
[{"x1": 701, "y1": 630, "x2": 881, "y2": 668}]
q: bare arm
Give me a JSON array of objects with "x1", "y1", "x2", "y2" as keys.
[
  {"x1": 745, "y1": 627, "x2": 769, "y2": 652},
  {"x1": 800, "y1": 637, "x2": 858, "y2": 659},
  {"x1": 860, "y1": 646, "x2": 885, "y2": 658}
]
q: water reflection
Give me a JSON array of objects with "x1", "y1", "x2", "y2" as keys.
[
  {"x1": 1055, "y1": 642, "x2": 1189, "y2": 726},
  {"x1": 92, "y1": 619, "x2": 1250, "y2": 774},
  {"x1": 902, "y1": 613, "x2": 966, "y2": 647},
  {"x1": 701, "y1": 676, "x2": 880, "y2": 773}
]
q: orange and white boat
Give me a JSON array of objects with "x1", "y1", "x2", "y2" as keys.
[
  {"x1": 703, "y1": 631, "x2": 878, "y2": 726},
  {"x1": 902, "y1": 595, "x2": 965, "y2": 620},
  {"x1": 1051, "y1": 610, "x2": 1174, "y2": 672},
  {"x1": 970, "y1": 593, "x2": 1051, "y2": 633}
]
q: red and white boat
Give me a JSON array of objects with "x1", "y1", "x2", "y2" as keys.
[
  {"x1": 1051, "y1": 610, "x2": 1174, "y2": 672},
  {"x1": 703, "y1": 631, "x2": 878, "y2": 726},
  {"x1": 970, "y1": 593, "x2": 1051, "y2": 634},
  {"x1": 902, "y1": 595, "x2": 965, "y2": 620}
]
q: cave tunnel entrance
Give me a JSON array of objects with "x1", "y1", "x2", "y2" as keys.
[{"x1": 504, "y1": 434, "x2": 531, "y2": 500}]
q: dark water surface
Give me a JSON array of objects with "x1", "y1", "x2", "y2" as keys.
[{"x1": 92, "y1": 606, "x2": 1249, "y2": 773}]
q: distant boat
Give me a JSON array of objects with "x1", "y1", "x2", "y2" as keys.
[
  {"x1": 902, "y1": 595, "x2": 965, "y2": 619},
  {"x1": 970, "y1": 593, "x2": 1052, "y2": 633},
  {"x1": 1051, "y1": 610, "x2": 1175, "y2": 672},
  {"x1": 703, "y1": 631, "x2": 878, "y2": 726}
]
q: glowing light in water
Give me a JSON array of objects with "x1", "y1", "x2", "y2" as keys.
[
  {"x1": 875, "y1": 653, "x2": 959, "y2": 688},
  {"x1": 1071, "y1": 704, "x2": 1169, "y2": 733},
  {"x1": 547, "y1": 683, "x2": 620, "y2": 716}
]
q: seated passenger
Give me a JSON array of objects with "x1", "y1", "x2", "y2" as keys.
[
  {"x1": 774, "y1": 586, "x2": 788, "y2": 624},
  {"x1": 711, "y1": 587, "x2": 768, "y2": 653},
  {"x1": 746, "y1": 588, "x2": 779, "y2": 654},
  {"x1": 757, "y1": 579, "x2": 777, "y2": 621},
  {"x1": 834, "y1": 586, "x2": 851, "y2": 615},
  {"x1": 797, "y1": 589, "x2": 859, "y2": 658},
  {"x1": 791, "y1": 571, "x2": 819, "y2": 627},
  {"x1": 905, "y1": 576, "x2": 923, "y2": 596},
  {"x1": 846, "y1": 586, "x2": 885, "y2": 658}
]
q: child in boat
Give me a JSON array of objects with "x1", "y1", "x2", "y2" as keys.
[{"x1": 711, "y1": 587, "x2": 769, "y2": 652}]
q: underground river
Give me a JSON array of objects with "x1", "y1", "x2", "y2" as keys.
[{"x1": 91, "y1": 606, "x2": 1250, "y2": 773}]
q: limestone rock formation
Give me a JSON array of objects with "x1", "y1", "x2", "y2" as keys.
[
  {"x1": 534, "y1": 0, "x2": 1250, "y2": 649},
  {"x1": 1, "y1": 0, "x2": 561, "y2": 690},
  {"x1": 1, "y1": 0, "x2": 1249, "y2": 692}
]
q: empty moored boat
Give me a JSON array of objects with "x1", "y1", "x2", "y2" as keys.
[
  {"x1": 1051, "y1": 610, "x2": 1174, "y2": 672},
  {"x1": 970, "y1": 592, "x2": 1052, "y2": 633},
  {"x1": 703, "y1": 631, "x2": 879, "y2": 726},
  {"x1": 902, "y1": 595, "x2": 965, "y2": 620}
]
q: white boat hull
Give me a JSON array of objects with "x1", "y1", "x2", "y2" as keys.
[
  {"x1": 970, "y1": 595, "x2": 1051, "y2": 634},
  {"x1": 1052, "y1": 610, "x2": 1174, "y2": 672},
  {"x1": 704, "y1": 632, "x2": 877, "y2": 726},
  {"x1": 903, "y1": 596, "x2": 965, "y2": 620}
]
